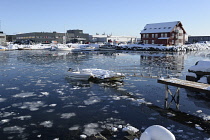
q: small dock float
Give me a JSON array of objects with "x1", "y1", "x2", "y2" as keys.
[{"x1": 158, "y1": 78, "x2": 210, "y2": 109}]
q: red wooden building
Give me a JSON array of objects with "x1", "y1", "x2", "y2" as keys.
[{"x1": 140, "y1": 21, "x2": 187, "y2": 46}]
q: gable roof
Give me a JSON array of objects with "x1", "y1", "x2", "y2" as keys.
[{"x1": 140, "y1": 21, "x2": 180, "y2": 34}]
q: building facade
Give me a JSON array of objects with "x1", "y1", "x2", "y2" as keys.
[
  {"x1": 188, "y1": 36, "x2": 210, "y2": 44},
  {"x1": 0, "y1": 31, "x2": 6, "y2": 45},
  {"x1": 16, "y1": 32, "x2": 65, "y2": 44},
  {"x1": 15, "y1": 29, "x2": 90, "y2": 44},
  {"x1": 67, "y1": 29, "x2": 90, "y2": 44},
  {"x1": 90, "y1": 34, "x2": 138, "y2": 44},
  {"x1": 140, "y1": 21, "x2": 187, "y2": 46}
]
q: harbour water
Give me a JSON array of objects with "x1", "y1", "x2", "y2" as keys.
[{"x1": 1, "y1": 50, "x2": 210, "y2": 140}]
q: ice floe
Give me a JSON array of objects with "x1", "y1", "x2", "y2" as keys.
[
  {"x1": 122, "y1": 125, "x2": 139, "y2": 135},
  {"x1": 0, "y1": 98, "x2": 6, "y2": 102},
  {"x1": 69, "y1": 125, "x2": 80, "y2": 131},
  {"x1": 3, "y1": 126, "x2": 25, "y2": 134},
  {"x1": 84, "y1": 96, "x2": 101, "y2": 105},
  {"x1": 12, "y1": 92, "x2": 36, "y2": 98},
  {"x1": 60, "y1": 113, "x2": 76, "y2": 119},
  {"x1": 83, "y1": 123, "x2": 101, "y2": 136},
  {"x1": 40, "y1": 121, "x2": 53, "y2": 128}
]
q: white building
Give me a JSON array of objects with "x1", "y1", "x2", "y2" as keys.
[
  {"x1": 90, "y1": 34, "x2": 138, "y2": 44},
  {"x1": 0, "y1": 31, "x2": 6, "y2": 45}
]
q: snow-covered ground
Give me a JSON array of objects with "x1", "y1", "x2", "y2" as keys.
[
  {"x1": 2, "y1": 42, "x2": 210, "y2": 52},
  {"x1": 117, "y1": 42, "x2": 210, "y2": 51}
]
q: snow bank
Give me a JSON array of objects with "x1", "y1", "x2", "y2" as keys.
[
  {"x1": 189, "y1": 61, "x2": 210, "y2": 72},
  {"x1": 117, "y1": 43, "x2": 209, "y2": 52}
]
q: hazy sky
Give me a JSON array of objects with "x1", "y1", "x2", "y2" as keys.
[{"x1": 1, "y1": 0, "x2": 210, "y2": 36}]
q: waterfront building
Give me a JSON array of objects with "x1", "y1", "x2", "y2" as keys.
[
  {"x1": 188, "y1": 36, "x2": 210, "y2": 44},
  {"x1": 16, "y1": 32, "x2": 65, "y2": 44},
  {"x1": 15, "y1": 29, "x2": 90, "y2": 44},
  {"x1": 67, "y1": 29, "x2": 90, "y2": 44},
  {"x1": 140, "y1": 21, "x2": 187, "y2": 46},
  {"x1": 6, "y1": 35, "x2": 16, "y2": 42},
  {"x1": 90, "y1": 34, "x2": 138, "y2": 44},
  {"x1": 0, "y1": 31, "x2": 6, "y2": 45}
]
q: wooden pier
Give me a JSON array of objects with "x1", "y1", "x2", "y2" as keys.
[{"x1": 158, "y1": 78, "x2": 210, "y2": 109}]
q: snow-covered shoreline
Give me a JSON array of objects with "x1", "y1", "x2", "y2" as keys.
[
  {"x1": 1, "y1": 42, "x2": 210, "y2": 52},
  {"x1": 116, "y1": 42, "x2": 210, "y2": 52}
]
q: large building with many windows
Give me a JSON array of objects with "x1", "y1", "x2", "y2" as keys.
[
  {"x1": 140, "y1": 21, "x2": 187, "y2": 46},
  {"x1": 15, "y1": 29, "x2": 90, "y2": 44}
]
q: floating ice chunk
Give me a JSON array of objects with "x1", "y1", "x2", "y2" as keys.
[
  {"x1": 111, "y1": 127, "x2": 118, "y2": 132},
  {"x1": 113, "y1": 96, "x2": 120, "y2": 100},
  {"x1": 49, "y1": 104, "x2": 57, "y2": 107},
  {"x1": 122, "y1": 125, "x2": 139, "y2": 135},
  {"x1": 195, "y1": 124, "x2": 204, "y2": 131},
  {"x1": 19, "y1": 101, "x2": 44, "y2": 111},
  {"x1": 83, "y1": 123, "x2": 100, "y2": 136},
  {"x1": 84, "y1": 96, "x2": 101, "y2": 105},
  {"x1": 0, "y1": 98, "x2": 6, "y2": 102},
  {"x1": 0, "y1": 119, "x2": 10, "y2": 124},
  {"x1": 60, "y1": 113, "x2": 76, "y2": 119},
  {"x1": 40, "y1": 121, "x2": 53, "y2": 128},
  {"x1": 5, "y1": 87, "x2": 19, "y2": 90},
  {"x1": 136, "y1": 98, "x2": 146, "y2": 104},
  {"x1": 80, "y1": 134, "x2": 87, "y2": 139},
  {"x1": 69, "y1": 125, "x2": 80, "y2": 131},
  {"x1": 41, "y1": 92, "x2": 49, "y2": 96},
  {"x1": 196, "y1": 110, "x2": 202, "y2": 113},
  {"x1": 3, "y1": 126, "x2": 25, "y2": 134},
  {"x1": 118, "y1": 125, "x2": 123, "y2": 129},
  {"x1": 13, "y1": 116, "x2": 31, "y2": 120},
  {"x1": 198, "y1": 113, "x2": 210, "y2": 121},
  {"x1": 13, "y1": 92, "x2": 36, "y2": 98}
]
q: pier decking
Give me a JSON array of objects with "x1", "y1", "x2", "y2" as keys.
[{"x1": 158, "y1": 78, "x2": 210, "y2": 109}]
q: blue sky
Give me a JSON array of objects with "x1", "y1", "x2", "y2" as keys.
[{"x1": 1, "y1": 0, "x2": 210, "y2": 36}]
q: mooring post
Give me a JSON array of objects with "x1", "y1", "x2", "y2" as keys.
[
  {"x1": 176, "y1": 87, "x2": 180, "y2": 110},
  {"x1": 164, "y1": 85, "x2": 169, "y2": 109}
]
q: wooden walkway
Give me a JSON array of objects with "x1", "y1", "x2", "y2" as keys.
[{"x1": 157, "y1": 78, "x2": 210, "y2": 109}]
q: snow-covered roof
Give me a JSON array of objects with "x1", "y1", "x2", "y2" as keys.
[{"x1": 141, "y1": 21, "x2": 180, "y2": 34}]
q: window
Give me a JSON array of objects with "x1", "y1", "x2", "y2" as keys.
[
  {"x1": 143, "y1": 34, "x2": 145, "y2": 38},
  {"x1": 165, "y1": 33, "x2": 167, "y2": 37},
  {"x1": 172, "y1": 40, "x2": 174, "y2": 45},
  {"x1": 146, "y1": 34, "x2": 149, "y2": 38},
  {"x1": 152, "y1": 40, "x2": 154, "y2": 44},
  {"x1": 152, "y1": 34, "x2": 154, "y2": 38},
  {"x1": 146, "y1": 40, "x2": 148, "y2": 44},
  {"x1": 171, "y1": 33, "x2": 174, "y2": 38},
  {"x1": 155, "y1": 34, "x2": 158, "y2": 38},
  {"x1": 161, "y1": 33, "x2": 164, "y2": 37}
]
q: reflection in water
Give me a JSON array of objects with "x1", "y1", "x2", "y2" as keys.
[{"x1": 1, "y1": 50, "x2": 210, "y2": 139}]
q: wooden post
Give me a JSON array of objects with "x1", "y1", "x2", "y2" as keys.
[
  {"x1": 176, "y1": 87, "x2": 180, "y2": 110},
  {"x1": 164, "y1": 85, "x2": 169, "y2": 109}
]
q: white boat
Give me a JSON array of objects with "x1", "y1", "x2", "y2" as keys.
[
  {"x1": 50, "y1": 44, "x2": 72, "y2": 51},
  {"x1": 99, "y1": 44, "x2": 116, "y2": 51},
  {"x1": 67, "y1": 68, "x2": 125, "y2": 81},
  {"x1": 0, "y1": 46, "x2": 6, "y2": 51},
  {"x1": 50, "y1": 44, "x2": 82, "y2": 51},
  {"x1": 80, "y1": 44, "x2": 99, "y2": 51}
]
